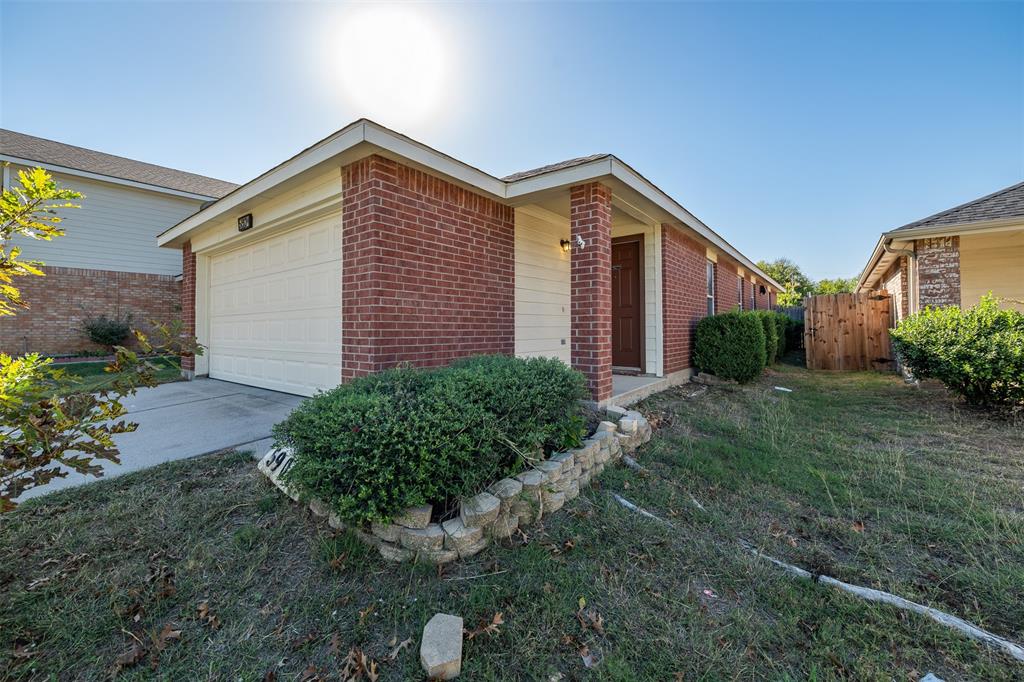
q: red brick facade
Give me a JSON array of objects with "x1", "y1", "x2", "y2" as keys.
[
  {"x1": 180, "y1": 241, "x2": 196, "y2": 372},
  {"x1": 570, "y1": 183, "x2": 613, "y2": 401},
  {"x1": 662, "y1": 224, "x2": 707, "y2": 374},
  {"x1": 340, "y1": 155, "x2": 515, "y2": 380},
  {"x1": 714, "y1": 258, "x2": 739, "y2": 314},
  {"x1": 881, "y1": 255, "x2": 910, "y2": 322},
  {"x1": 0, "y1": 265, "x2": 180, "y2": 356},
  {"x1": 754, "y1": 281, "x2": 769, "y2": 310},
  {"x1": 916, "y1": 236, "x2": 960, "y2": 308}
]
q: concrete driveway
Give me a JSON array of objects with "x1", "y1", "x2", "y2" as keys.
[{"x1": 18, "y1": 378, "x2": 305, "y2": 501}]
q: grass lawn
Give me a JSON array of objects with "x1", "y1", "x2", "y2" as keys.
[
  {"x1": 2, "y1": 359, "x2": 1022, "y2": 680},
  {"x1": 55, "y1": 356, "x2": 182, "y2": 395}
]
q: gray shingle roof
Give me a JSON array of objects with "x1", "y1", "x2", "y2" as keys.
[
  {"x1": 502, "y1": 153, "x2": 610, "y2": 182},
  {"x1": 893, "y1": 179, "x2": 1024, "y2": 232},
  {"x1": 0, "y1": 129, "x2": 238, "y2": 199}
]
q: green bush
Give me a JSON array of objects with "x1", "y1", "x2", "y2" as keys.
[
  {"x1": 784, "y1": 317, "x2": 804, "y2": 352},
  {"x1": 890, "y1": 294, "x2": 1024, "y2": 406},
  {"x1": 81, "y1": 313, "x2": 132, "y2": 349},
  {"x1": 272, "y1": 355, "x2": 589, "y2": 524},
  {"x1": 693, "y1": 311, "x2": 766, "y2": 383},
  {"x1": 753, "y1": 311, "x2": 780, "y2": 365},
  {"x1": 771, "y1": 312, "x2": 788, "y2": 359}
]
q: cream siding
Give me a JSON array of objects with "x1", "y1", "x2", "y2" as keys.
[
  {"x1": 959, "y1": 228, "x2": 1024, "y2": 311},
  {"x1": 514, "y1": 207, "x2": 571, "y2": 363},
  {"x1": 11, "y1": 169, "x2": 203, "y2": 275}
]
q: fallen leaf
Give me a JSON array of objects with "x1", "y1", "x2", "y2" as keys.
[
  {"x1": 330, "y1": 632, "x2": 343, "y2": 655},
  {"x1": 112, "y1": 641, "x2": 147, "y2": 674},
  {"x1": 579, "y1": 645, "x2": 595, "y2": 668},
  {"x1": 196, "y1": 601, "x2": 221, "y2": 630},
  {"x1": 465, "y1": 612, "x2": 504, "y2": 640},
  {"x1": 262, "y1": 671, "x2": 277, "y2": 682},
  {"x1": 358, "y1": 604, "x2": 376, "y2": 625},
  {"x1": 852, "y1": 520, "x2": 865, "y2": 533},
  {"x1": 290, "y1": 631, "x2": 318, "y2": 650},
  {"x1": 386, "y1": 636, "x2": 413, "y2": 661}
]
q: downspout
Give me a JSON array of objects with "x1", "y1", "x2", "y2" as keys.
[{"x1": 882, "y1": 239, "x2": 917, "y2": 316}]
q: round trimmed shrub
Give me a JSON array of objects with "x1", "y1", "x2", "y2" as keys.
[
  {"x1": 271, "y1": 355, "x2": 589, "y2": 524},
  {"x1": 693, "y1": 311, "x2": 766, "y2": 383},
  {"x1": 772, "y1": 312, "x2": 788, "y2": 359},
  {"x1": 890, "y1": 294, "x2": 1024, "y2": 406}
]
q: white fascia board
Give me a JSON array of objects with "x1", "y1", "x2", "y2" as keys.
[
  {"x1": 856, "y1": 235, "x2": 888, "y2": 291},
  {"x1": 605, "y1": 158, "x2": 784, "y2": 291},
  {"x1": 504, "y1": 158, "x2": 615, "y2": 198},
  {"x1": 0, "y1": 154, "x2": 217, "y2": 202}
]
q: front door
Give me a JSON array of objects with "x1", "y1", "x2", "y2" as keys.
[{"x1": 611, "y1": 236, "x2": 644, "y2": 370}]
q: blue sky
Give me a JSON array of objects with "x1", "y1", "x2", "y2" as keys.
[{"x1": 2, "y1": 1, "x2": 1021, "y2": 280}]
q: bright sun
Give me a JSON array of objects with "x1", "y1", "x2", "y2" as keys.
[{"x1": 333, "y1": 7, "x2": 449, "y2": 130}]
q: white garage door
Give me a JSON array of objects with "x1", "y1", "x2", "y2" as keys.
[{"x1": 207, "y1": 215, "x2": 342, "y2": 396}]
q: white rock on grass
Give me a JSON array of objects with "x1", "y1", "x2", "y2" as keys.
[
  {"x1": 460, "y1": 492, "x2": 501, "y2": 528},
  {"x1": 393, "y1": 505, "x2": 433, "y2": 530},
  {"x1": 420, "y1": 613, "x2": 464, "y2": 680}
]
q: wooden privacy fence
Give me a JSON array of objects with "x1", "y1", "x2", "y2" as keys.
[{"x1": 804, "y1": 291, "x2": 894, "y2": 371}]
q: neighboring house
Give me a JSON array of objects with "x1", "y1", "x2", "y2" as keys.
[
  {"x1": 858, "y1": 180, "x2": 1024, "y2": 322},
  {"x1": 0, "y1": 130, "x2": 238, "y2": 355},
  {"x1": 158, "y1": 119, "x2": 781, "y2": 404}
]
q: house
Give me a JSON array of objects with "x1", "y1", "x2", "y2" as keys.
[
  {"x1": 0, "y1": 129, "x2": 238, "y2": 355},
  {"x1": 156, "y1": 119, "x2": 782, "y2": 404},
  {"x1": 857, "y1": 180, "x2": 1024, "y2": 322}
]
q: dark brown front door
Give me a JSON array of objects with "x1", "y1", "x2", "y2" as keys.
[{"x1": 611, "y1": 236, "x2": 644, "y2": 370}]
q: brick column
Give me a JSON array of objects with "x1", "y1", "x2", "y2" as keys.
[
  {"x1": 180, "y1": 241, "x2": 196, "y2": 375},
  {"x1": 570, "y1": 182, "x2": 613, "y2": 401},
  {"x1": 917, "y1": 237, "x2": 960, "y2": 308}
]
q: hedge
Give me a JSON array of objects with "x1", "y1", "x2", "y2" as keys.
[
  {"x1": 693, "y1": 311, "x2": 766, "y2": 383},
  {"x1": 890, "y1": 294, "x2": 1024, "y2": 406},
  {"x1": 271, "y1": 355, "x2": 589, "y2": 524},
  {"x1": 753, "y1": 311, "x2": 780, "y2": 365}
]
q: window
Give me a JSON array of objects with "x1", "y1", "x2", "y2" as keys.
[
  {"x1": 750, "y1": 281, "x2": 756, "y2": 310},
  {"x1": 706, "y1": 260, "x2": 715, "y2": 316},
  {"x1": 737, "y1": 275, "x2": 743, "y2": 310}
]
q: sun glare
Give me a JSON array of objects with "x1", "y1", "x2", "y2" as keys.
[{"x1": 332, "y1": 6, "x2": 450, "y2": 130}]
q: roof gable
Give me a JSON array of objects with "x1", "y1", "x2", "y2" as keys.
[{"x1": 0, "y1": 129, "x2": 239, "y2": 199}]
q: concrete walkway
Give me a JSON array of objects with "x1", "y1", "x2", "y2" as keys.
[{"x1": 18, "y1": 378, "x2": 304, "y2": 501}]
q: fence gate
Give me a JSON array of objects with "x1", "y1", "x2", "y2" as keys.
[{"x1": 804, "y1": 291, "x2": 894, "y2": 371}]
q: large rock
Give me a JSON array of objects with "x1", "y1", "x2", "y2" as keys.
[
  {"x1": 400, "y1": 523, "x2": 445, "y2": 552},
  {"x1": 487, "y1": 478, "x2": 523, "y2": 513},
  {"x1": 370, "y1": 521, "x2": 401, "y2": 543},
  {"x1": 549, "y1": 451, "x2": 576, "y2": 474},
  {"x1": 605, "y1": 404, "x2": 628, "y2": 420},
  {"x1": 394, "y1": 505, "x2": 433, "y2": 530},
  {"x1": 420, "y1": 613, "x2": 463, "y2": 680},
  {"x1": 460, "y1": 492, "x2": 501, "y2": 528},
  {"x1": 515, "y1": 469, "x2": 548, "y2": 495},
  {"x1": 511, "y1": 497, "x2": 541, "y2": 525},
  {"x1": 534, "y1": 461, "x2": 562, "y2": 482},
  {"x1": 442, "y1": 517, "x2": 484, "y2": 554},
  {"x1": 378, "y1": 543, "x2": 414, "y2": 563},
  {"x1": 542, "y1": 489, "x2": 566, "y2": 513},
  {"x1": 488, "y1": 512, "x2": 520, "y2": 540}
]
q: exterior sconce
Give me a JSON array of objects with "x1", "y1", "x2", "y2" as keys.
[{"x1": 560, "y1": 235, "x2": 587, "y2": 253}]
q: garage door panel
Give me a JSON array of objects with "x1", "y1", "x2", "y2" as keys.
[{"x1": 207, "y1": 215, "x2": 342, "y2": 396}]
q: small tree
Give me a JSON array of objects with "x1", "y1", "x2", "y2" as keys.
[
  {"x1": 0, "y1": 166, "x2": 201, "y2": 510},
  {"x1": 813, "y1": 277, "x2": 858, "y2": 295},
  {"x1": 757, "y1": 258, "x2": 813, "y2": 307}
]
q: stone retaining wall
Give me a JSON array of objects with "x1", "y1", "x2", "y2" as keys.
[{"x1": 258, "y1": 406, "x2": 653, "y2": 564}]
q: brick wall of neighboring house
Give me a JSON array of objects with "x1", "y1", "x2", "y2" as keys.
[
  {"x1": 662, "y1": 224, "x2": 707, "y2": 374},
  {"x1": 0, "y1": 266, "x2": 180, "y2": 357},
  {"x1": 916, "y1": 237, "x2": 961, "y2": 308},
  {"x1": 881, "y1": 255, "x2": 909, "y2": 323},
  {"x1": 180, "y1": 241, "x2": 196, "y2": 372},
  {"x1": 769, "y1": 290, "x2": 777, "y2": 308},
  {"x1": 754, "y1": 282, "x2": 768, "y2": 310},
  {"x1": 340, "y1": 155, "x2": 515, "y2": 380},
  {"x1": 714, "y1": 258, "x2": 739, "y2": 314},
  {"x1": 570, "y1": 182, "x2": 613, "y2": 401}
]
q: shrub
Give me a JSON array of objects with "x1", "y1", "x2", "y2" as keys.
[
  {"x1": 890, "y1": 294, "x2": 1024, "y2": 407},
  {"x1": 693, "y1": 311, "x2": 766, "y2": 383},
  {"x1": 771, "y1": 312, "x2": 788, "y2": 358},
  {"x1": 784, "y1": 317, "x2": 804, "y2": 352},
  {"x1": 82, "y1": 313, "x2": 132, "y2": 349},
  {"x1": 272, "y1": 355, "x2": 589, "y2": 525},
  {"x1": 753, "y1": 311, "x2": 780, "y2": 365}
]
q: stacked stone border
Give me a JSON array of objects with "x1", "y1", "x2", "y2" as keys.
[{"x1": 257, "y1": 406, "x2": 652, "y2": 565}]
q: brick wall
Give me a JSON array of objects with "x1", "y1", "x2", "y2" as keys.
[
  {"x1": 0, "y1": 265, "x2": 180, "y2": 356},
  {"x1": 340, "y1": 155, "x2": 515, "y2": 379},
  {"x1": 755, "y1": 282, "x2": 768, "y2": 310},
  {"x1": 769, "y1": 290, "x2": 777, "y2": 308},
  {"x1": 916, "y1": 237, "x2": 960, "y2": 308},
  {"x1": 714, "y1": 258, "x2": 739, "y2": 314},
  {"x1": 181, "y1": 241, "x2": 196, "y2": 372},
  {"x1": 570, "y1": 182, "x2": 613, "y2": 401},
  {"x1": 662, "y1": 224, "x2": 707, "y2": 374}
]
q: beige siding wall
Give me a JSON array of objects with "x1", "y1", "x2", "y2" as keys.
[
  {"x1": 959, "y1": 229, "x2": 1024, "y2": 311},
  {"x1": 10, "y1": 169, "x2": 203, "y2": 275},
  {"x1": 514, "y1": 207, "x2": 570, "y2": 363}
]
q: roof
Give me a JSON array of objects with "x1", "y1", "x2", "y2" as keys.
[
  {"x1": 502, "y1": 154, "x2": 611, "y2": 182},
  {"x1": 156, "y1": 118, "x2": 783, "y2": 291},
  {"x1": 892, "y1": 179, "x2": 1024, "y2": 232},
  {"x1": 0, "y1": 129, "x2": 239, "y2": 199}
]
